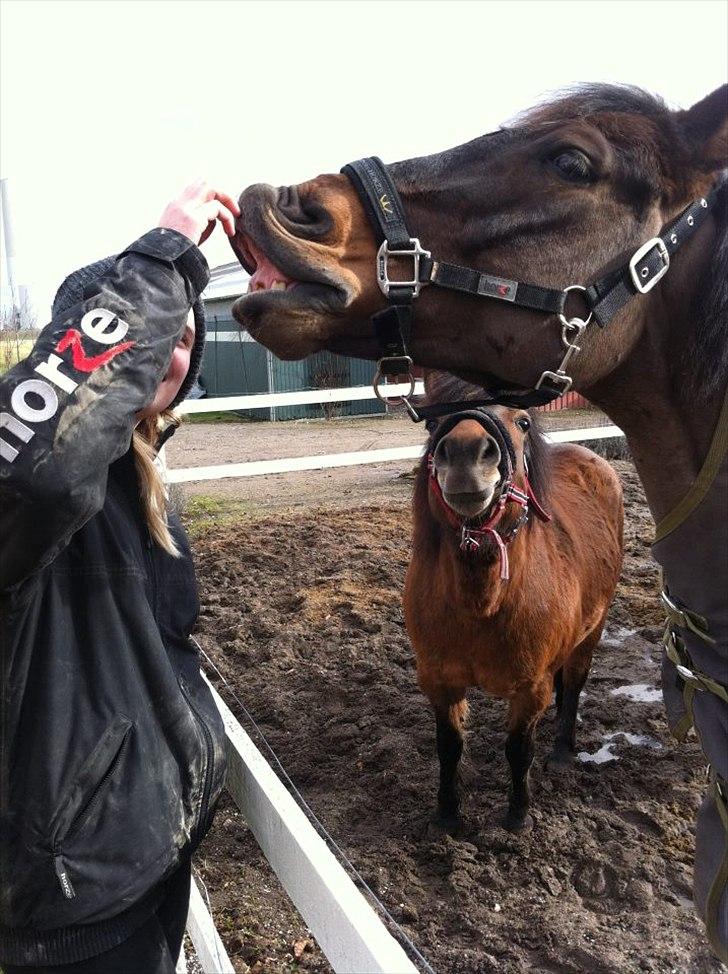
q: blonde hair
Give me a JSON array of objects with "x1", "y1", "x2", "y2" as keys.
[{"x1": 132, "y1": 410, "x2": 181, "y2": 557}]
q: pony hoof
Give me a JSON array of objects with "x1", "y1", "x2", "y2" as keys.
[
  {"x1": 432, "y1": 808, "x2": 461, "y2": 835},
  {"x1": 546, "y1": 748, "x2": 576, "y2": 771},
  {"x1": 503, "y1": 810, "x2": 533, "y2": 834}
]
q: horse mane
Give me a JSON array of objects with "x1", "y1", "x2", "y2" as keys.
[
  {"x1": 515, "y1": 83, "x2": 672, "y2": 126},
  {"x1": 423, "y1": 371, "x2": 551, "y2": 504},
  {"x1": 514, "y1": 84, "x2": 728, "y2": 402},
  {"x1": 689, "y1": 174, "x2": 728, "y2": 401}
]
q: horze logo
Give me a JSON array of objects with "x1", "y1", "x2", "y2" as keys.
[
  {"x1": 477, "y1": 274, "x2": 517, "y2": 303},
  {"x1": 0, "y1": 309, "x2": 134, "y2": 463}
]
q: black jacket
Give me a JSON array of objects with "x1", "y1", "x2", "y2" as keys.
[{"x1": 0, "y1": 230, "x2": 227, "y2": 965}]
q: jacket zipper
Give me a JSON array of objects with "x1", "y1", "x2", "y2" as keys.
[
  {"x1": 179, "y1": 681, "x2": 215, "y2": 842},
  {"x1": 53, "y1": 730, "x2": 131, "y2": 900}
]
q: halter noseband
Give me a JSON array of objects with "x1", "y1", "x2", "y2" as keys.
[
  {"x1": 340, "y1": 156, "x2": 717, "y2": 423},
  {"x1": 427, "y1": 407, "x2": 550, "y2": 580}
]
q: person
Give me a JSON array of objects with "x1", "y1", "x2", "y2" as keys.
[{"x1": 0, "y1": 182, "x2": 240, "y2": 972}]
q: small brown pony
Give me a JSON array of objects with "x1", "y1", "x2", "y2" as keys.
[{"x1": 404, "y1": 373, "x2": 623, "y2": 832}]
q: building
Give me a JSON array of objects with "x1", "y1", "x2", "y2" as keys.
[{"x1": 200, "y1": 262, "x2": 384, "y2": 420}]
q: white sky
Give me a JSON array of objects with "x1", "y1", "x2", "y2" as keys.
[{"x1": 1, "y1": 0, "x2": 726, "y2": 323}]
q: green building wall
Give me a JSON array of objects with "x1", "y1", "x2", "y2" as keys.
[{"x1": 199, "y1": 299, "x2": 384, "y2": 420}]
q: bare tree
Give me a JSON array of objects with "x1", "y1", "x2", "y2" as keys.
[
  {"x1": 0, "y1": 292, "x2": 38, "y2": 373},
  {"x1": 310, "y1": 354, "x2": 348, "y2": 420}
]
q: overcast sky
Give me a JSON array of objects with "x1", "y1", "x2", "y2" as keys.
[{"x1": 1, "y1": 0, "x2": 726, "y2": 323}]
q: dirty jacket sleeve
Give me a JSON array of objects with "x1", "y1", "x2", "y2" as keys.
[{"x1": 0, "y1": 228, "x2": 209, "y2": 591}]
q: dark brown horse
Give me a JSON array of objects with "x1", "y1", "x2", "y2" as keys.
[
  {"x1": 230, "y1": 84, "x2": 728, "y2": 960},
  {"x1": 405, "y1": 373, "x2": 623, "y2": 833}
]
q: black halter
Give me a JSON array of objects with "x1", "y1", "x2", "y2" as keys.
[
  {"x1": 340, "y1": 156, "x2": 717, "y2": 423},
  {"x1": 429, "y1": 407, "x2": 517, "y2": 479}
]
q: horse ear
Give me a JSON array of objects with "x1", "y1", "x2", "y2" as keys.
[{"x1": 675, "y1": 85, "x2": 728, "y2": 174}]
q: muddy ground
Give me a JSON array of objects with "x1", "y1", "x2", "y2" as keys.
[{"x1": 176, "y1": 415, "x2": 723, "y2": 974}]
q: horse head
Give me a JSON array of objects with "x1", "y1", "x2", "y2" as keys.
[{"x1": 231, "y1": 84, "x2": 727, "y2": 399}]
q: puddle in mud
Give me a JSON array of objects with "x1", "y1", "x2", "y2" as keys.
[
  {"x1": 600, "y1": 625, "x2": 637, "y2": 648},
  {"x1": 578, "y1": 731, "x2": 663, "y2": 764},
  {"x1": 610, "y1": 683, "x2": 663, "y2": 704}
]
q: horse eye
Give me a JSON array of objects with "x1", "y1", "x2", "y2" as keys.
[
  {"x1": 516, "y1": 417, "x2": 531, "y2": 432},
  {"x1": 550, "y1": 150, "x2": 592, "y2": 183}
]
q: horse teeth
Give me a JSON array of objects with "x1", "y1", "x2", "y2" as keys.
[{"x1": 271, "y1": 281, "x2": 286, "y2": 291}]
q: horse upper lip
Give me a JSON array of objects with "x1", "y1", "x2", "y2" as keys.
[
  {"x1": 232, "y1": 230, "x2": 257, "y2": 275},
  {"x1": 233, "y1": 226, "x2": 343, "y2": 297}
]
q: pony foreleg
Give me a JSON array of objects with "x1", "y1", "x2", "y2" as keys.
[
  {"x1": 505, "y1": 680, "x2": 551, "y2": 832},
  {"x1": 435, "y1": 710, "x2": 463, "y2": 830},
  {"x1": 426, "y1": 691, "x2": 467, "y2": 832}
]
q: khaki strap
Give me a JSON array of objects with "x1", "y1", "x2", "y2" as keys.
[
  {"x1": 655, "y1": 383, "x2": 728, "y2": 543},
  {"x1": 705, "y1": 774, "x2": 728, "y2": 965},
  {"x1": 661, "y1": 590, "x2": 715, "y2": 645},
  {"x1": 664, "y1": 630, "x2": 728, "y2": 704}
]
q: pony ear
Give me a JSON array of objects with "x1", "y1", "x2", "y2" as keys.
[
  {"x1": 423, "y1": 369, "x2": 441, "y2": 399},
  {"x1": 675, "y1": 85, "x2": 728, "y2": 174}
]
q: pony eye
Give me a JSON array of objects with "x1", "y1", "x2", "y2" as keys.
[
  {"x1": 550, "y1": 149, "x2": 592, "y2": 183},
  {"x1": 516, "y1": 417, "x2": 531, "y2": 432}
]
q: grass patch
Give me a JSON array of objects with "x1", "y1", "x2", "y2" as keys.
[
  {"x1": 183, "y1": 411, "x2": 255, "y2": 424},
  {"x1": 0, "y1": 338, "x2": 34, "y2": 374},
  {"x1": 181, "y1": 494, "x2": 254, "y2": 536}
]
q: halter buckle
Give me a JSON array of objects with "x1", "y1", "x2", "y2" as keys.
[
  {"x1": 558, "y1": 285, "x2": 593, "y2": 328},
  {"x1": 376, "y1": 239, "x2": 431, "y2": 298},
  {"x1": 629, "y1": 237, "x2": 670, "y2": 294},
  {"x1": 535, "y1": 370, "x2": 573, "y2": 394},
  {"x1": 373, "y1": 359, "x2": 419, "y2": 417},
  {"x1": 460, "y1": 527, "x2": 481, "y2": 553}
]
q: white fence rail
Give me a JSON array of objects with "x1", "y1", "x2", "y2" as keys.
[
  {"x1": 185, "y1": 877, "x2": 235, "y2": 973},
  {"x1": 179, "y1": 382, "x2": 425, "y2": 414},
  {"x1": 204, "y1": 677, "x2": 419, "y2": 974},
  {"x1": 171, "y1": 386, "x2": 625, "y2": 484}
]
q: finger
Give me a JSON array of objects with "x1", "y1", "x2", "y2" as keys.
[
  {"x1": 212, "y1": 188, "x2": 241, "y2": 218},
  {"x1": 199, "y1": 199, "x2": 237, "y2": 238},
  {"x1": 198, "y1": 220, "x2": 216, "y2": 246}
]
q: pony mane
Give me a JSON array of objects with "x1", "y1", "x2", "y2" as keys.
[{"x1": 423, "y1": 371, "x2": 551, "y2": 503}]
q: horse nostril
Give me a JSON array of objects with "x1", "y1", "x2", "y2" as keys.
[
  {"x1": 276, "y1": 186, "x2": 333, "y2": 237},
  {"x1": 479, "y1": 439, "x2": 500, "y2": 464}
]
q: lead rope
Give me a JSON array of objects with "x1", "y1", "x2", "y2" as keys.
[{"x1": 194, "y1": 641, "x2": 439, "y2": 974}]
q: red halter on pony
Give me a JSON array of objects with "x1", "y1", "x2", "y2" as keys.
[{"x1": 427, "y1": 408, "x2": 551, "y2": 580}]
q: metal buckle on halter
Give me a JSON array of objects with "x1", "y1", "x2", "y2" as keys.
[
  {"x1": 629, "y1": 237, "x2": 670, "y2": 294},
  {"x1": 376, "y1": 238, "x2": 431, "y2": 298},
  {"x1": 535, "y1": 315, "x2": 587, "y2": 395},
  {"x1": 373, "y1": 358, "x2": 419, "y2": 419},
  {"x1": 557, "y1": 285, "x2": 593, "y2": 329},
  {"x1": 535, "y1": 370, "x2": 573, "y2": 394},
  {"x1": 460, "y1": 526, "x2": 481, "y2": 552}
]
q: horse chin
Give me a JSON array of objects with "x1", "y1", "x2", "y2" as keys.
[
  {"x1": 444, "y1": 486, "x2": 497, "y2": 521},
  {"x1": 231, "y1": 285, "x2": 345, "y2": 359}
]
